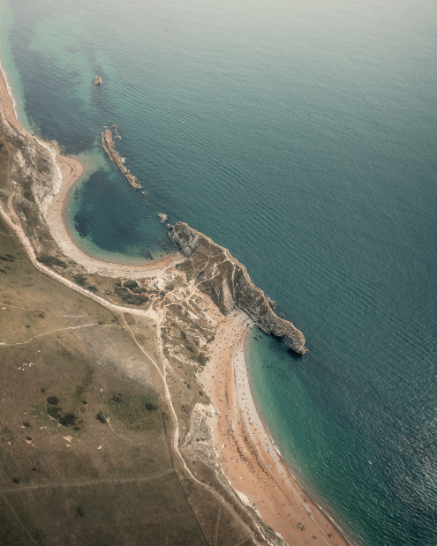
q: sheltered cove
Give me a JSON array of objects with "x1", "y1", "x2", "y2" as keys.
[{"x1": 0, "y1": 62, "x2": 353, "y2": 546}]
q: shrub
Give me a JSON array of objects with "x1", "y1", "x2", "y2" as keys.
[
  {"x1": 96, "y1": 412, "x2": 107, "y2": 424},
  {"x1": 37, "y1": 255, "x2": 66, "y2": 268},
  {"x1": 59, "y1": 413, "x2": 77, "y2": 427}
]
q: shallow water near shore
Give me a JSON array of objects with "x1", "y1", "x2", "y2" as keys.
[
  {"x1": 64, "y1": 148, "x2": 174, "y2": 264},
  {"x1": 2, "y1": 0, "x2": 437, "y2": 544}
]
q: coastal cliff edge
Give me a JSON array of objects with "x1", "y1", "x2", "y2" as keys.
[{"x1": 169, "y1": 222, "x2": 306, "y2": 355}]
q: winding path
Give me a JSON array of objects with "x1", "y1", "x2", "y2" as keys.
[{"x1": 0, "y1": 198, "x2": 264, "y2": 546}]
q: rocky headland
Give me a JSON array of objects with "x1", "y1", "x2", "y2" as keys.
[
  {"x1": 169, "y1": 222, "x2": 306, "y2": 355},
  {"x1": 0, "y1": 64, "x2": 354, "y2": 546}
]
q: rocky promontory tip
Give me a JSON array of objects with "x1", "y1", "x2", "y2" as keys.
[{"x1": 169, "y1": 222, "x2": 306, "y2": 355}]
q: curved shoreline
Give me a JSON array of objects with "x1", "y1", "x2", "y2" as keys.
[
  {"x1": 0, "y1": 54, "x2": 184, "y2": 279},
  {"x1": 1, "y1": 57, "x2": 354, "y2": 546},
  {"x1": 245, "y1": 336, "x2": 358, "y2": 546},
  {"x1": 52, "y1": 153, "x2": 185, "y2": 278},
  {"x1": 199, "y1": 312, "x2": 352, "y2": 546},
  {"x1": 0, "y1": 83, "x2": 261, "y2": 543}
]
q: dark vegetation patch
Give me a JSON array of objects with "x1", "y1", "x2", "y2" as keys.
[
  {"x1": 0, "y1": 254, "x2": 15, "y2": 262},
  {"x1": 123, "y1": 280, "x2": 147, "y2": 294},
  {"x1": 73, "y1": 275, "x2": 98, "y2": 293},
  {"x1": 37, "y1": 254, "x2": 67, "y2": 269},
  {"x1": 73, "y1": 274, "x2": 87, "y2": 287},
  {"x1": 108, "y1": 394, "x2": 162, "y2": 431},
  {"x1": 96, "y1": 412, "x2": 107, "y2": 424},
  {"x1": 46, "y1": 396, "x2": 78, "y2": 426},
  {"x1": 59, "y1": 413, "x2": 78, "y2": 427},
  {"x1": 114, "y1": 282, "x2": 149, "y2": 305},
  {"x1": 196, "y1": 353, "x2": 209, "y2": 366}
]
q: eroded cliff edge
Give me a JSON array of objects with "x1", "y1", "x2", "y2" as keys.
[
  {"x1": 0, "y1": 113, "x2": 68, "y2": 262},
  {"x1": 169, "y1": 222, "x2": 306, "y2": 355}
]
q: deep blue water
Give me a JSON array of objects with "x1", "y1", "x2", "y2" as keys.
[{"x1": 1, "y1": 0, "x2": 437, "y2": 544}]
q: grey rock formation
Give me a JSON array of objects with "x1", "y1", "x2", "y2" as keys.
[{"x1": 170, "y1": 222, "x2": 306, "y2": 355}]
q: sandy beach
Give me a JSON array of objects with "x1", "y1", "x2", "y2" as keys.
[
  {"x1": 48, "y1": 156, "x2": 185, "y2": 278},
  {"x1": 0, "y1": 63, "x2": 183, "y2": 279},
  {"x1": 0, "y1": 59, "x2": 24, "y2": 132},
  {"x1": 1, "y1": 58, "x2": 351, "y2": 546},
  {"x1": 199, "y1": 311, "x2": 350, "y2": 546}
]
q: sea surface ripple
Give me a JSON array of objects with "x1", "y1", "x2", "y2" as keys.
[{"x1": 1, "y1": 0, "x2": 436, "y2": 544}]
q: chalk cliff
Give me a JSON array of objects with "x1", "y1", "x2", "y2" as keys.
[
  {"x1": 169, "y1": 222, "x2": 306, "y2": 355},
  {"x1": 0, "y1": 112, "x2": 70, "y2": 262}
]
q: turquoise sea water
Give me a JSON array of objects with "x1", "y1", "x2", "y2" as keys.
[{"x1": 1, "y1": 0, "x2": 437, "y2": 544}]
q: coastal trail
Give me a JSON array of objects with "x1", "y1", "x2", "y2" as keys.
[{"x1": 0, "y1": 196, "x2": 265, "y2": 546}]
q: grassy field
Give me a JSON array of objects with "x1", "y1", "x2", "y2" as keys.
[
  {"x1": 0, "y1": 112, "x2": 259, "y2": 543},
  {"x1": 0, "y1": 218, "x2": 208, "y2": 546}
]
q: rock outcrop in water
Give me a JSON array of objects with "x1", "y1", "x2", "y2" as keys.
[
  {"x1": 101, "y1": 128, "x2": 141, "y2": 190},
  {"x1": 169, "y1": 222, "x2": 306, "y2": 355}
]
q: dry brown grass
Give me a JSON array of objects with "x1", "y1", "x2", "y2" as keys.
[{"x1": 0, "y1": 219, "x2": 208, "y2": 546}]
